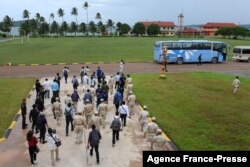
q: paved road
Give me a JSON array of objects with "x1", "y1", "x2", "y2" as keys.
[{"x1": 1, "y1": 61, "x2": 249, "y2": 78}]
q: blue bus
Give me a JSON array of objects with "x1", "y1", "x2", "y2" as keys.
[{"x1": 154, "y1": 40, "x2": 228, "y2": 64}]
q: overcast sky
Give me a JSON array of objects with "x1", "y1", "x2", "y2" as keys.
[{"x1": 1, "y1": 0, "x2": 249, "y2": 25}]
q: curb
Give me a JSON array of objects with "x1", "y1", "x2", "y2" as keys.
[
  {"x1": 0, "y1": 86, "x2": 35, "y2": 143},
  {"x1": 1, "y1": 61, "x2": 154, "y2": 67},
  {"x1": 137, "y1": 104, "x2": 179, "y2": 151}
]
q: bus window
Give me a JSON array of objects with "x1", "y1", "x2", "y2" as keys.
[
  {"x1": 242, "y1": 49, "x2": 250, "y2": 54},
  {"x1": 203, "y1": 43, "x2": 211, "y2": 50},
  {"x1": 172, "y1": 43, "x2": 182, "y2": 49},
  {"x1": 162, "y1": 42, "x2": 172, "y2": 49},
  {"x1": 213, "y1": 43, "x2": 224, "y2": 53},
  {"x1": 233, "y1": 48, "x2": 241, "y2": 53},
  {"x1": 182, "y1": 42, "x2": 193, "y2": 50},
  {"x1": 192, "y1": 42, "x2": 203, "y2": 50}
]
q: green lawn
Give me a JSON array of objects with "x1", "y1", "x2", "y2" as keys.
[
  {"x1": 0, "y1": 37, "x2": 250, "y2": 65},
  {"x1": 133, "y1": 72, "x2": 250, "y2": 150},
  {"x1": 0, "y1": 78, "x2": 35, "y2": 137}
]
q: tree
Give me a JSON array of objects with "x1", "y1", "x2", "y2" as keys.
[
  {"x1": 71, "y1": 7, "x2": 78, "y2": 25},
  {"x1": 88, "y1": 21, "x2": 96, "y2": 36},
  {"x1": 29, "y1": 19, "x2": 37, "y2": 35},
  {"x1": 35, "y1": 13, "x2": 40, "y2": 22},
  {"x1": 19, "y1": 20, "x2": 30, "y2": 36},
  {"x1": 83, "y1": 2, "x2": 89, "y2": 34},
  {"x1": 79, "y1": 22, "x2": 87, "y2": 35},
  {"x1": 39, "y1": 16, "x2": 45, "y2": 23},
  {"x1": 215, "y1": 27, "x2": 249, "y2": 39},
  {"x1": 23, "y1": 9, "x2": 30, "y2": 20},
  {"x1": 60, "y1": 21, "x2": 68, "y2": 36},
  {"x1": 57, "y1": 8, "x2": 65, "y2": 22},
  {"x1": 1, "y1": 15, "x2": 14, "y2": 36},
  {"x1": 132, "y1": 22, "x2": 145, "y2": 35},
  {"x1": 70, "y1": 21, "x2": 78, "y2": 36},
  {"x1": 97, "y1": 21, "x2": 106, "y2": 35},
  {"x1": 50, "y1": 13, "x2": 55, "y2": 22},
  {"x1": 121, "y1": 23, "x2": 131, "y2": 35},
  {"x1": 95, "y1": 12, "x2": 101, "y2": 22},
  {"x1": 147, "y1": 24, "x2": 160, "y2": 36},
  {"x1": 22, "y1": 9, "x2": 30, "y2": 35},
  {"x1": 50, "y1": 21, "x2": 59, "y2": 35},
  {"x1": 38, "y1": 22, "x2": 49, "y2": 36},
  {"x1": 106, "y1": 19, "x2": 114, "y2": 36},
  {"x1": 116, "y1": 22, "x2": 122, "y2": 35}
]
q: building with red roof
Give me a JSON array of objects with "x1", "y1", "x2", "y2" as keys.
[
  {"x1": 182, "y1": 28, "x2": 200, "y2": 36},
  {"x1": 201, "y1": 22, "x2": 237, "y2": 36},
  {"x1": 141, "y1": 21, "x2": 176, "y2": 36}
]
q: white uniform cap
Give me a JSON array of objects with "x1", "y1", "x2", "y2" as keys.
[
  {"x1": 100, "y1": 98, "x2": 104, "y2": 102},
  {"x1": 56, "y1": 97, "x2": 59, "y2": 101},
  {"x1": 85, "y1": 99, "x2": 90, "y2": 102},
  {"x1": 143, "y1": 105, "x2": 147, "y2": 109},
  {"x1": 94, "y1": 111, "x2": 99, "y2": 114},
  {"x1": 151, "y1": 117, "x2": 156, "y2": 121}
]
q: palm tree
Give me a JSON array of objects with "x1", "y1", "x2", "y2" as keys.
[
  {"x1": 88, "y1": 21, "x2": 96, "y2": 36},
  {"x1": 95, "y1": 12, "x2": 101, "y2": 22},
  {"x1": 70, "y1": 21, "x2": 78, "y2": 36},
  {"x1": 1, "y1": 15, "x2": 14, "y2": 36},
  {"x1": 23, "y1": 9, "x2": 30, "y2": 20},
  {"x1": 79, "y1": 22, "x2": 87, "y2": 35},
  {"x1": 83, "y1": 2, "x2": 89, "y2": 35},
  {"x1": 71, "y1": 7, "x2": 78, "y2": 25},
  {"x1": 50, "y1": 21, "x2": 59, "y2": 36},
  {"x1": 35, "y1": 13, "x2": 40, "y2": 22},
  {"x1": 57, "y1": 8, "x2": 64, "y2": 23},
  {"x1": 22, "y1": 9, "x2": 30, "y2": 36},
  {"x1": 49, "y1": 13, "x2": 54, "y2": 26},
  {"x1": 61, "y1": 21, "x2": 68, "y2": 36},
  {"x1": 106, "y1": 19, "x2": 115, "y2": 36},
  {"x1": 40, "y1": 16, "x2": 45, "y2": 23},
  {"x1": 116, "y1": 22, "x2": 122, "y2": 35}
]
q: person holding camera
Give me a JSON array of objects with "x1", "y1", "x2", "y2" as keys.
[{"x1": 47, "y1": 128, "x2": 60, "y2": 166}]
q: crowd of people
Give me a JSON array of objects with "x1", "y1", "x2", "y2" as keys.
[{"x1": 23, "y1": 62, "x2": 168, "y2": 166}]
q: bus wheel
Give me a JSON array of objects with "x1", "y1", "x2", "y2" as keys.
[
  {"x1": 177, "y1": 58, "x2": 183, "y2": 65},
  {"x1": 211, "y1": 57, "x2": 218, "y2": 64}
]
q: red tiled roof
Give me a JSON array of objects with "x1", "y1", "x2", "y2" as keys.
[
  {"x1": 141, "y1": 21, "x2": 176, "y2": 27},
  {"x1": 203, "y1": 22, "x2": 237, "y2": 28},
  {"x1": 183, "y1": 28, "x2": 199, "y2": 33}
]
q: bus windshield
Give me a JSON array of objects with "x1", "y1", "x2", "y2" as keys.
[{"x1": 233, "y1": 48, "x2": 241, "y2": 53}]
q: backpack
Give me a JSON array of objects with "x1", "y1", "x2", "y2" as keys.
[
  {"x1": 111, "y1": 117, "x2": 121, "y2": 131},
  {"x1": 71, "y1": 93, "x2": 79, "y2": 102},
  {"x1": 90, "y1": 130, "x2": 100, "y2": 146},
  {"x1": 80, "y1": 70, "x2": 84, "y2": 76},
  {"x1": 65, "y1": 108, "x2": 72, "y2": 116},
  {"x1": 63, "y1": 69, "x2": 68, "y2": 76}
]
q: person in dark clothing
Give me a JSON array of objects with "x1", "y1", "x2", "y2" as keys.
[
  {"x1": 54, "y1": 73, "x2": 61, "y2": 89},
  {"x1": 198, "y1": 54, "x2": 202, "y2": 66},
  {"x1": 64, "y1": 103, "x2": 74, "y2": 136},
  {"x1": 35, "y1": 79, "x2": 41, "y2": 99},
  {"x1": 96, "y1": 67, "x2": 102, "y2": 83},
  {"x1": 37, "y1": 113, "x2": 48, "y2": 144},
  {"x1": 95, "y1": 84, "x2": 102, "y2": 108},
  {"x1": 88, "y1": 124, "x2": 102, "y2": 164},
  {"x1": 27, "y1": 130, "x2": 38, "y2": 166},
  {"x1": 21, "y1": 98, "x2": 28, "y2": 129},
  {"x1": 119, "y1": 74, "x2": 126, "y2": 88},
  {"x1": 63, "y1": 66, "x2": 69, "y2": 84},
  {"x1": 113, "y1": 91, "x2": 122, "y2": 112},
  {"x1": 39, "y1": 86, "x2": 45, "y2": 102},
  {"x1": 29, "y1": 104, "x2": 40, "y2": 133},
  {"x1": 110, "y1": 112, "x2": 122, "y2": 147},
  {"x1": 117, "y1": 86, "x2": 124, "y2": 100},
  {"x1": 35, "y1": 97, "x2": 44, "y2": 112}
]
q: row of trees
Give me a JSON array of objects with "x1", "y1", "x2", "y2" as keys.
[
  {"x1": 215, "y1": 27, "x2": 250, "y2": 39},
  {"x1": 0, "y1": 1, "x2": 163, "y2": 37}
]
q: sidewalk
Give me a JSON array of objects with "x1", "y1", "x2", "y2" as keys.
[{"x1": 0, "y1": 76, "x2": 174, "y2": 167}]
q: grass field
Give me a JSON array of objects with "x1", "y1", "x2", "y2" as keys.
[
  {"x1": 0, "y1": 37, "x2": 250, "y2": 65},
  {"x1": 0, "y1": 78, "x2": 35, "y2": 137},
  {"x1": 133, "y1": 72, "x2": 250, "y2": 150}
]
